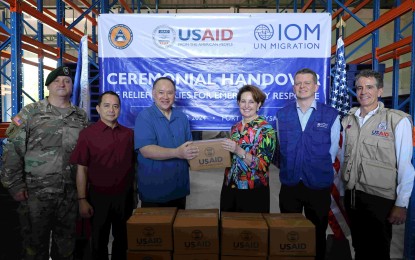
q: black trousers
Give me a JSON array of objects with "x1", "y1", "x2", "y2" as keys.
[
  {"x1": 89, "y1": 187, "x2": 134, "y2": 260},
  {"x1": 279, "y1": 182, "x2": 331, "y2": 260},
  {"x1": 345, "y1": 189, "x2": 395, "y2": 260},
  {"x1": 141, "y1": 196, "x2": 187, "y2": 210},
  {"x1": 220, "y1": 185, "x2": 270, "y2": 213},
  {"x1": 0, "y1": 185, "x2": 22, "y2": 259}
]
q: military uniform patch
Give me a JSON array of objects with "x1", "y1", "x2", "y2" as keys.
[
  {"x1": 12, "y1": 115, "x2": 22, "y2": 126},
  {"x1": 63, "y1": 66, "x2": 70, "y2": 75}
]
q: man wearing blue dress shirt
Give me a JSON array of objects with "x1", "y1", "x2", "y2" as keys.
[{"x1": 134, "y1": 77, "x2": 199, "y2": 209}]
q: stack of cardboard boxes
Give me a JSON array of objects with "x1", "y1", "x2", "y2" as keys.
[
  {"x1": 126, "y1": 209, "x2": 315, "y2": 260},
  {"x1": 126, "y1": 207, "x2": 177, "y2": 260},
  {"x1": 221, "y1": 212, "x2": 269, "y2": 260},
  {"x1": 173, "y1": 209, "x2": 220, "y2": 260},
  {"x1": 264, "y1": 213, "x2": 315, "y2": 260}
]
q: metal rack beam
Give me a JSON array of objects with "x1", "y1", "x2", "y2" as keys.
[
  {"x1": 26, "y1": 0, "x2": 90, "y2": 41},
  {"x1": 36, "y1": 0, "x2": 44, "y2": 100},
  {"x1": 19, "y1": 1, "x2": 98, "y2": 53},
  {"x1": 338, "y1": 0, "x2": 413, "y2": 111},
  {"x1": 119, "y1": 0, "x2": 134, "y2": 13},
  {"x1": 331, "y1": 0, "x2": 413, "y2": 55},
  {"x1": 9, "y1": 0, "x2": 23, "y2": 115},
  {"x1": 62, "y1": 0, "x2": 97, "y2": 26},
  {"x1": 0, "y1": 0, "x2": 99, "y2": 118},
  {"x1": 0, "y1": 0, "x2": 413, "y2": 126}
]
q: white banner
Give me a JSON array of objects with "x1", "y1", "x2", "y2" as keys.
[{"x1": 98, "y1": 13, "x2": 332, "y2": 130}]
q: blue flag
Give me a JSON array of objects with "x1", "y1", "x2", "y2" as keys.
[
  {"x1": 71, "y1": 35, "x2": 90, "y2": 119},
  {"x1": 72, "y1": 38, "x2": 82, "y2": 106}
]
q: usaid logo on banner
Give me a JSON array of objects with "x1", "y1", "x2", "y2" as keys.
[
  {"x1": 153, "y1": 25, "x2": 176, "y2": 49},
  {"x1": 254, "y1": 24, "x2": 274, "y2": 40},
  {"x1": 108, "y1": 24, "x2": 133, "y2": 49},
  {"x1": 174, "y1": 27, "x2": 234, "y2": 47},
  {"x1": 178, "y1": 28, "x2": 233, "y2": 41}
]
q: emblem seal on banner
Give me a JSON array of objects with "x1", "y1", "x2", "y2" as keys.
[
  {"x1": 254, "y1": 24, "x2": 274, "y2": 40},
  {"x1": 153, "y1": 25, "x2": 176, "y2": 49},
  {"x1": 108, "y1": 24, "x2": 133, "y2": 49}
]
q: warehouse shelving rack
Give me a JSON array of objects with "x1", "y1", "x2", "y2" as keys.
[
  {"x1": 0, "y1": 0, "x2": 413, "y2": 121},
  {"x1": 0, "y1": 1, "x2": 414, "y2": 257}
]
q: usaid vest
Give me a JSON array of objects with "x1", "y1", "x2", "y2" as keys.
[
  {"x1": 277, "y1": 102, "x2": 338, "y2": 189},
  {"x1": 341, "y1": 102, "x2": 411, "y2": 200}
]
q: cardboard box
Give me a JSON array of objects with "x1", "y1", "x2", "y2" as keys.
[
  {"x1": 173, "y1": 253, "x2": 219, "y2": 260},
  {"x1": 268, "y1": 257, "x2": 315, "y2": 260},
  {"x1": 127, "y1": 207, "x2": 177, "y2": 251},
  {"x1": 127, "y1": 250, "x2": 171, "y2": 260},
  {"x1": 221, "y1": 256, "x2": 267, "y2": 260},
  {"x1": 266, "y1": 213, "x2": 305, "y2": 219},
  {"x1": 188, "y1": 139, "x2": 231, "y2": 171},
  {"x1": 263, "y1": 214, "x2": 315, "y2": 256},
  {"x1": 221, "y1": 212, "x2": 268, "y2": 257},
  {"x1": 173, "y1": 209, "x2": 219, "y2": 254}
]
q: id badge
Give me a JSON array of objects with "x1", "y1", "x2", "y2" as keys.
[{"x1": 237, "y1": 180, "x2": 248, "y2": 189}]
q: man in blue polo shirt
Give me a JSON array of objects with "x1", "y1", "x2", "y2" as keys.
[{"x1": 134, "y1": 77, "x2": 199, "y2": 209}]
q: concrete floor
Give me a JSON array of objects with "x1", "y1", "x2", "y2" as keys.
[{"x1": 2, "y1": 163, "x2": 404, "y2": 259}]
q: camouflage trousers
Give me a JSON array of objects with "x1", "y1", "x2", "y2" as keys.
[{"x1": 17, "y1": 183, "x2": 77, "y2": 260}]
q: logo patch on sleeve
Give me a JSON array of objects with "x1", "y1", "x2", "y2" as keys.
[{"x1": 12, "y1": 116, "x2": 22, "y2": 126}]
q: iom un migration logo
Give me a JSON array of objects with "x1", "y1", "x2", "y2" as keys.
[
  {"x1": 108, "y1": 24, "x2": 133, "y2": 49},
  {"x1": 254, "y1": 24, "x2": 274, "y2": 40}
]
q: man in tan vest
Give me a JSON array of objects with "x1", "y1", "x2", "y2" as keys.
[{"x1": 340, "y1": 69, "x2": 415, "y2": 260}]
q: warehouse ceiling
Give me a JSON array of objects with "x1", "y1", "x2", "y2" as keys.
[
  {"x1": 15, "y1": 0, "x2": 402, "y2": 49},
  {"x1": 39, "y1": 0, "x2": 397, "y2": 10}
]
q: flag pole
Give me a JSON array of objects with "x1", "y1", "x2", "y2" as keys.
[
  {"x1": 336, "y1": 18, "x2": 345, "y2": 37},
  {"x1": 326, "y1": 16, "x2": 353, "y2": 260}
]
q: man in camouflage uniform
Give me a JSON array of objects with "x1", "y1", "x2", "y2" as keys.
[{"x1": 0, "y1": 66, "x2": 88, "y2": 260}]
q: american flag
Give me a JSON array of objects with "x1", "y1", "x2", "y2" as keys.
[
  {"x1": 328, "y1": 36, "x2": 351, "y2": 240},
  {"x1": 330, "y1": 37, "x2": 350, "y2": 118}
]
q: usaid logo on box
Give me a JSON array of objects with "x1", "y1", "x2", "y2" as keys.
[
  {"x1": 263, "y1": 213, "x2": 316, "y2": 256},
  {"x1": 173, "y1": 209, "x2": 219, "y2": 254},
  {"x1": 136, "y1": 226, "x2": 163, "y2": 246},
  {"x1": 183, "y1": 229, "x2": 212, "y2": 248},
  {"x1": 126, "y1": 208, "x2": 176, "y2": 251},
  {"x1": 189, "y1": 139, "x2": 231, "y2": 171},
  {"x1": 199, "y1": 146, "x2": 223, "y2": 164},
  {"x1": 233, "y1": 230, "x2": 259, "y2": 249},
  {"x1": 280, "y1": 231, "x2": 307, "y2": 251}
]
